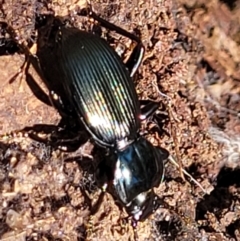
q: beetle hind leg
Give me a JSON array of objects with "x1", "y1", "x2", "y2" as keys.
[
  {"x1": 90, "y1": 10, "x2": 145, "y2": 77},
  {"x1": 77, "y1": 8, "x2": 145, "y2": 76}
]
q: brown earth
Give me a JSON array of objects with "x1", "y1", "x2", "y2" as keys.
[{"x1": 0, "y1": 0, "x2": 240, "y2": 240}]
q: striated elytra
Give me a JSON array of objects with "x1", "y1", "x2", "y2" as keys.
[
  {"x1": 2, "y1": 10, "x2": 169, "y2": 222},
  {"x1": 35, "y1": 11, "x2": 169, "y2": 221}
]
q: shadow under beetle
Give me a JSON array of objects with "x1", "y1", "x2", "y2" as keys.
[{"x1": 1, "y1": 7, "x2": 169, "y2": 222}]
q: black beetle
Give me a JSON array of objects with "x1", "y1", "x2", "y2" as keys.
[{"x1": 1, "y1": 8, "x2": 169, "y2": 222}]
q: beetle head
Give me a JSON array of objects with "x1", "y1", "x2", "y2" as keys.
[{"x1": 97, "y1": 137, "x2": 168, "y2": 221}]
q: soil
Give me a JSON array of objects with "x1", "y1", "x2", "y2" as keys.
[{"x1": 0, "y1": 0, "x2": 240, "y2": 240}]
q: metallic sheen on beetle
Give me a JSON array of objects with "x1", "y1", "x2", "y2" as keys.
[{"x1": 1, "y1": 9, "x2": 169, "y2": 221}]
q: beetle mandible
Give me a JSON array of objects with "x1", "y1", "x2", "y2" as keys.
[{"x1": 1, "y1": 7, "x2": 169, "y2": 222}]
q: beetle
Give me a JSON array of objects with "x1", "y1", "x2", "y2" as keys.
[{"x1": 0, "y1": 7, "x2": 169, "y2": 222}]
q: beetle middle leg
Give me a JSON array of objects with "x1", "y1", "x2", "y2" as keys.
[{"x1": 139, "y1": 100, "x2": 161, "y2": 120}]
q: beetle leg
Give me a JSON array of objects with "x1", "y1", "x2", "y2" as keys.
[
  {"x1": 125, "y1": 43, "x2": 145, "y2": 77},
  {"x1": 52, "y1": 135, "x2": 88, "y2": 152},
  {"x1": 79, "y1": 10, "x2": 141, "y2": 42},
  {"x1": 131, "y1": 218, "x2": 140, "y2": 241},
  {"x1": 22, "y1": 123, "x2": 88, "y2": 152},
  {"x1": 139, "y1": 100, "x2": 160, "y2": 120},
  {"x1": 0, "y1": 37, "x2": 19, "y2": 55},
  {"x1": 0, "y1": 21, "x2": 19, "y2": 55},
  {"x1": 26, "y1": 72, "x2": 52, "y2": 107},
  {"x1": 50, "y1": 124, "x2": 89, "y2": 152},
  {"x1": 25, "y1": 54, "x2": 73, "y2": 117},
  {"x1": 89, "y1": 11, "x2": 145, "y2": 77},
  {"x1": 0, "y1": 21, "x2": 51, "y2": 101},
  {"x1": 14, "y1": 54, "x2": 55, "y2": 107},
  {"x1": 0, "y1": 22, "x2": 25, "y2": 86},
  {"x1": 11, "y1": 52, "x2": 53, "y2": 106},
  {"x1": 78, "y1": 9, "x2": 145, "y2": 76}
]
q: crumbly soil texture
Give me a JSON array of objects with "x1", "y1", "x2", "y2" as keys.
[{"x1": 0, "y1": 0, "x2": 240, "y2": 240}]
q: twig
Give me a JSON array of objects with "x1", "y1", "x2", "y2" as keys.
[
  {"x1": 152, "y1": 81, "x2": 185, "y2": 181},
  {"x1": 168, "y1": 155, "x2": 209, "y2": 194}
]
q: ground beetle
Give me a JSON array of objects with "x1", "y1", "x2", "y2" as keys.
[{"x1": 1, "y1": 7, "x2": 169, "y2": 222}]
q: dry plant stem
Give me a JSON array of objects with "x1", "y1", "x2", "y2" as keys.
[
  {"x1": 167, "y1": 102, "x2": 185, "y2": 181},
  {"x1": 168, "y1": 155, "x2": 209, "y2": 194},
  {"x1": 152, "y1": 81, "x2": 185, "y2": 181}
]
